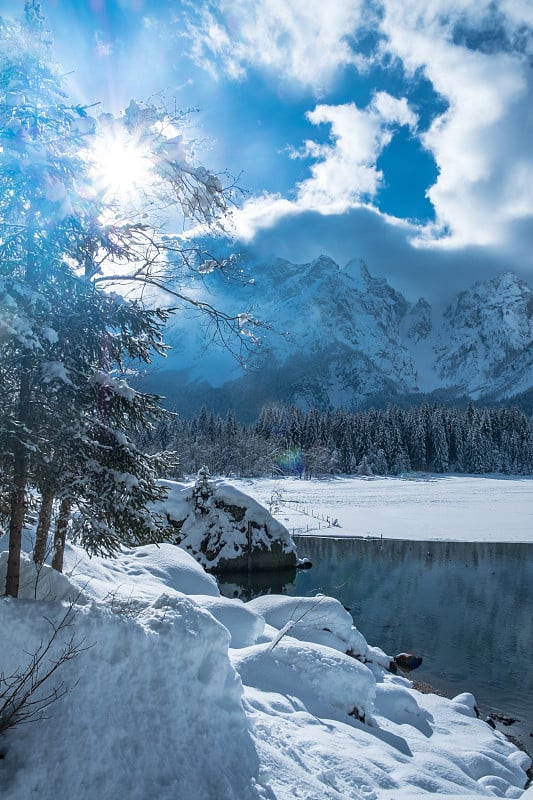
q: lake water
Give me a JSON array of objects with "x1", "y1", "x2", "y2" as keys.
[{"x1": 219, "y1": 537, "x2": 533, "y2": 752}]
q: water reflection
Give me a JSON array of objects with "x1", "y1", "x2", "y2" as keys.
[
  {"x1": 218, "y1": 538, "x2": 533, "y2": 751},
  {"x1": 217, "y1": 567, "x2": 296, "y2": 601}
]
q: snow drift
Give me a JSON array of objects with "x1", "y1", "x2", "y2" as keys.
[
  {"x1": 0, "y1": 538, "x2": 530, "y2": 800},
  {"x1": 0, "y1": 555, "x2": 259, "y2": 800}
]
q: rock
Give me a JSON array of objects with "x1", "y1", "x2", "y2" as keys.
[
  {"x1": 489, "y1": 711, "x2": 519, "y2": 726},
  {"x1": 394, "y1": 653, "x2": 423, "y2": 672},
  {"x1": 158, "y1": 470, "x2": 298, "y2": 573}
]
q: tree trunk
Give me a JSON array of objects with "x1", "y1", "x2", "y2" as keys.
[
  {"x1": 5, "y1": 474, "x2": 26, "y2": 598},
  {"x1": 51, "y1": 498, "x2": 72, "y2": 573},
  {"x1": 5, "y1": 225, "x2": 37, "y2": 597},
  {"x1": 33, "y1": 491, "x2": 54, "y2": 566},
  {"x1": 5, "y1": 371, "x2": 31, "y2": 598}
]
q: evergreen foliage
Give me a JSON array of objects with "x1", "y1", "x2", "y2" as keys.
[
  {"x1": 143, "y1": 403, "x2": 533, "y2": 479},
  {"x1": 0, "y1": 5, "x2": 231, "y2": 595}
]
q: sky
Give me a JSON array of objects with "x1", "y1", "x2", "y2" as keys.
[{"x1": 1, "y1": 0, "x2": 533, "y2": 301}]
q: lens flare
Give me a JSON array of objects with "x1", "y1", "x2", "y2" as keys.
[
  {"x1": 91, "y1": 128, "x2": 152, "y2": 202},
  {"x1": 276, "y1": 447, "x2": 303, "y2": 475}
]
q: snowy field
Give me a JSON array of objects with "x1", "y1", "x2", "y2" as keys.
[{"x1": 231, "y1": 475, "x2": 533, "y2": 543}]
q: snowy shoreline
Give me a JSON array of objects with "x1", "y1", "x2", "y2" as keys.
[
  {"x1": 2, "y1": 473, "x2": 532, "y2": 798},
  {"x1": 410, "y1": 678, "x2": 533, "y2": 770},
  {"x1": 2, "y1": 543, "x2": 531, "y2": 799}
]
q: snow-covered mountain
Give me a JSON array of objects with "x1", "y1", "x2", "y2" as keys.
[
  {"x1": 434, "y1": 271, "x2": 533, "y2": 398},
  {"x1": 150, "y1": 256, "x2": 533, "y2": 416}
]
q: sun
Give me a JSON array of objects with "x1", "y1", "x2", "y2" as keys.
[{"x1": 91, "y1": 127, "x2": 153, "y2": 203}]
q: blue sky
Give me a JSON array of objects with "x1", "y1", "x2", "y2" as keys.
[{"x1": 2, "y1": 0, "x2": 533, "y2": 301}]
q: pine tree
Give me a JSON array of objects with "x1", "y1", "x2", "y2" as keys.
[
  {"x1": 0, "y1": 6, "x2": 236, "y2": 595},
  {"x1": 449, "y1": 411, "x2": 466, "y2": 472},
  {"x1": 431, "y1": 408, "x2": 449, "y2": 472},
  {"x1": 0, "y1": 11, "x2": 108, "y2": 594}
]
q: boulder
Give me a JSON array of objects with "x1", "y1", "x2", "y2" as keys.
[{"x1": 159, "y1": 468, "x2": 297, "y2": 573}]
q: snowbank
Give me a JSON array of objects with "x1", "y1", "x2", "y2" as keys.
[
  {"x1": 0, "y1": 543, "x2": 220, "y2": 604},
  {"x1": 1, "y1": 538, "x2": 530, "y2": 799},
  {"x1": 247, "y1": 593, "x2": 369, "y2": 658},
  {"x1": 190, "y1": 595, "x2": 265, "y2": 648},
  {"x1": 0, "y1": 549, "x2": 87, "y2": 603},
  {"x1": 63, "y1": 541, "x2": 220, "y2": 601},
  {"x1": 233, "y1": 639, "x2": 376, "y2": 720},
  {"x1": 0, "y1": 592, "x2": 259, "y2": 800}
]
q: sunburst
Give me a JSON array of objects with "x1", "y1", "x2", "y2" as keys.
[{"x1": 91, "y1": 126, "x2": 152, "y2": 203}]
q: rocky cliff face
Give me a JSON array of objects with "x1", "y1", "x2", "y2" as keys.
[
  {"x1": 434, "y1": 272, "x2": 533, "y2": 398},
  {"x1": 152, "y1": 256, "x2": 533, "y2": 413}
]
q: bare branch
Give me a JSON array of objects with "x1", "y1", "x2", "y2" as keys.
[
  {"x1": 93, "y1": 272, "x2": 267, "y2": 365},
  {"x1": 0, "y1": 602, "x2": 91, "y2": 736}
]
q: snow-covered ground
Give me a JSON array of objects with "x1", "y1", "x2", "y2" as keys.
[
  {"x1": 231, "y1": 475, "x2": 533, "y2": 543},
  {"x1": 1, "y1": 528, "x2": 531, "y2": 798}
]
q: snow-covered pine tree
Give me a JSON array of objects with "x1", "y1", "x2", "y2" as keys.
[
  {"x1": 0, "y1": 17, "x2": 172, "y2": 591},
  {"x1": 431, "y1": 408, "x2": 450, "y2": 472},
  {"x1": 0, "y1": 5, "x2": 238, "y2": 595},
  {"x1": 31, "y1": 282, "x2": 176, "y2": 570}
]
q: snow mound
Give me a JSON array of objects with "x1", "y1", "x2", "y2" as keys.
[
  {"x1": 190, "y1": 595, "x2": 265, "y2": 648},
  {"x1": 63, "y1": 541, "x2": 219, "y2": 602},
  {"x1": 0, "y1": 550, "x2": 85, "y2": 603},
  {"x1": 373, "y1": 680, "x2": 433, "y2": 734},
  {"x1": 246, "y1": 593, "x2": 369, "y2": 658},
  {"x1": 0, "y1": 594, "x2": 260, "y2": 800},
  {"x1": 450, "y1": 692, "x2": 479, "y2": 717},
  {"x1": 233, "y1": 639, "x2": 376, "y2": 720}
]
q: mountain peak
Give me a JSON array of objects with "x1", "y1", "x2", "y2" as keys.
[
  {"x1": 310, "y1": 254, "x2": 339, "y2": 271},
  {"x1": 153, "y1": 256, "x2": 533, "y2": 414}
]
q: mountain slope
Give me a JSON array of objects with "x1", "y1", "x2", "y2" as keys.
[
  {"x1": 148, "y1": 257, "x2": 533, "y2": 416},
  {"x1": 434, "y1": 271, "x2": 533, "y2": 398}
]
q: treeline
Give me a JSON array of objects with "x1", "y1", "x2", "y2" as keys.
[{"x1": 142, "y1": 403, "x2": 533, "y2": 478}]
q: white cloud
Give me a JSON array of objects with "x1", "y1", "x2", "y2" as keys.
[
  {"x1": 228, "y1": 95, "x2": 418, "y2": 241},
  {"x1": 500, "y1": 0, "x2": 533, "y2": 33},
  {"x1": 185, "y1": 0, "x2": 368, "y2": 90},
  {"x1": 379, "y1": 0, "x2": 533, "y2": 248},
  {"x1": 295, "y1": 94, "x2": 417, "y2": 212},
  {"x1": 232, "y1": 93, "x2": 417, "y2": 237},
  {"x1": 189, "y1": 0, "x2": 533, "y2": 255},
  {"x1": 230, "y1": 193, "x2": 301, "y2": 241}
]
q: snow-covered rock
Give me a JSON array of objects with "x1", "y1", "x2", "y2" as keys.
[
  {"x1": 158, "y1": 472, "x2": 297, "y2": 572},
  {"x1": 232, "y1": 639, "x2": 376, "y2": 721},
  {"x1": 246, "y1": 593, "x2": 370, "y2": 658}
]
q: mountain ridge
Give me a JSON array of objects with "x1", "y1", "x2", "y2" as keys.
[{"x1": 144, "y1": 256, "x2": 533, "y2": 419}]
